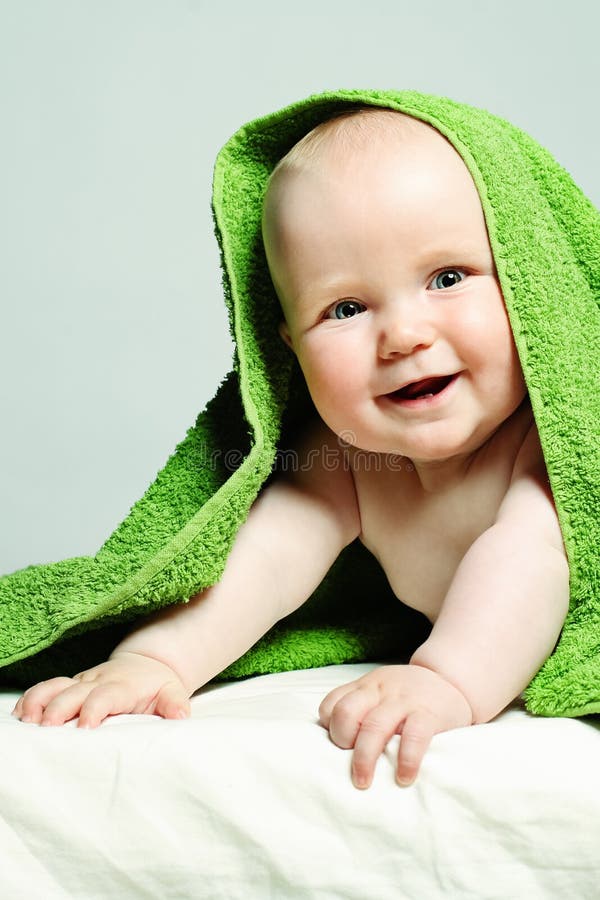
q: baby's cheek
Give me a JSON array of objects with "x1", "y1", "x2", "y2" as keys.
[
  {"x1": 299, "y1": 363, "x2": 346, "y2": 412},
  {"x1": 296, "y1": 339, "x2": 371, "y2": 437}
]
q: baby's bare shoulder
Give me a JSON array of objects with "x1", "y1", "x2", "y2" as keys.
[
  {"x1": 276, "y1": 415, "x2": 360, "y2": 526},
  {"x1": 496, "y1": 420, "x2": 563, "y2": 550}
]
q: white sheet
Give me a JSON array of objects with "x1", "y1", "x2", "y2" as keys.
[{"x1": 1, "y1": 663, "x2": 599, "y2": 899}]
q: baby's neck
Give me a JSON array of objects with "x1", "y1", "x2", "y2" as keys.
[
  {"x1": 409, "y1": 400, "x2": 533, "y2": 495},
  {"x1": 410, "y1": 453, "x2": 477, "y2": 494}
]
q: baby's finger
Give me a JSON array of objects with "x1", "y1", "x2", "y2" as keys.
[
  {"x1": 318, "y1": 680, "x2": 361, "y2": 727},
  {"x1": 38, "y1": 680, "x2": 100, "y2": 726},
  {"x1": 351, "y1": 700, "x2": 404, "y2": 789},
  {"x1": 152, "y1": 682, "x2": 192, "y2": 721},
  {"x1": 76, "y1": 681, "x2": 146, "y2": 728},
  {"x1": 325, "y1": 685, "x2": 379, "y2": 749},
  {"x1": 14, "y1": 677, "x2": 80, "y2": 724},
  {"x1": 396, "y1": 710, "x2": 436, "y2": 786}
]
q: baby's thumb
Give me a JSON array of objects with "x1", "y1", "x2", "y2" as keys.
[{"x1": 154, "y1": 682, "x2": 192, "y2": 720}]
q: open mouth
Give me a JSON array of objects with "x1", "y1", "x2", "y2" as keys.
[{"x1": 388, "y1": 374, "x2": 457, "y2": 403}]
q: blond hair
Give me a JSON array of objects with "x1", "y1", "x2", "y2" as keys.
[{"x1": 268, "y1": 106, "x2": 430, "y2": 183}]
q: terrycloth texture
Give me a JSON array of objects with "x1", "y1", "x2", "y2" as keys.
[{"x1": 1, "y1": 90, "x2": 598, "y2": 717}]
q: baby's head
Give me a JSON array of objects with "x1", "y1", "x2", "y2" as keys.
[{"x1": 261, "y1": 108, "x2": 527, "y2": 463}]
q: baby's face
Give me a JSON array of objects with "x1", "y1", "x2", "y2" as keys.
[{"x1": 262, "y1": 123, "x2": 527, "y2": 466}]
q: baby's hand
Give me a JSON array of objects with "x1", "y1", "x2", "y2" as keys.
[
  {"x1": 318, "y1": 664, "x2": 473, "y2": 789},
  {"x1": 11, "y1": 651, "x2": 191, "y2": 728}
]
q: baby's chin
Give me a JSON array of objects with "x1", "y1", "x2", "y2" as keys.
[{"x1": 332, "y1": 428, "x2": 489, "y2": 469}]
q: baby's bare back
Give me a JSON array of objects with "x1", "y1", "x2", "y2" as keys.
[{"x1": 349, "y1": 401, "x2": 534, "y2": 623}]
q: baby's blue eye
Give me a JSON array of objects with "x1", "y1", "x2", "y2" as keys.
[
  {"x1": 431, "y1": 269, "x2": 466, "y2": 290},
  {"x1": 327, "y1": 300, "x2": 366, "y2": 320}
]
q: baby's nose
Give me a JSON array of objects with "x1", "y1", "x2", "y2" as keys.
[{"x1": 377, "y1": 308, "x2": 436, "y2": 358}]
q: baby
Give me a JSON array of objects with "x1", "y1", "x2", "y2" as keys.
[{"x1": 12, "y1": 108, "x2": 570, "y2": 790}]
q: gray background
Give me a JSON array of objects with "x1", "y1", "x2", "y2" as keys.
[{"x1": 1, "y1": 0, "x2": 598, "y2": 573}]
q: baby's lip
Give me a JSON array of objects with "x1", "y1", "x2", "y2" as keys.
[{"x1": 384, "y1": 373, "x2": 458, "y2": 401}]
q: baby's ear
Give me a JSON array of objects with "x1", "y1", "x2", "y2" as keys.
[{"x1": 278, "y1": 321, "x2": 295, "y2": 352}]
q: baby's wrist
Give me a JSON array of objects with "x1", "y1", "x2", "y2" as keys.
[
  {"x1": 109, "y1": 648, "x2": 188, "y2": 687},
  {"x1": 408, "y1": 656, "x2": 475, "y2": 725}
]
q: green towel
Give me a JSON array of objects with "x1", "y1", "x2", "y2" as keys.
[{"x1": 1, "y1": 89, "x2": 598, "y2": 718}]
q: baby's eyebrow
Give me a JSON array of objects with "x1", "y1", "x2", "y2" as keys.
[
  {"x1": 294, "y1": 278, "x2": 355, "y2": 307},
  {"x1": 415, "y1": 240, "x2": 494, "y2": 264}
]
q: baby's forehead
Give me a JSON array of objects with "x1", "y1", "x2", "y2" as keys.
[
  {"x1": 263, "y1": 110, "x2": 480, "y2": 236},
  {"x1": 262, "y1": 111, "x2": 494, "y2": 299},
  {"x1": 264, "y1": 109, "x2": 470, "y2": 209}
]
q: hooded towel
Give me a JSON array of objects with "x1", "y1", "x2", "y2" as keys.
[{"x1": 1, "y1": 89, "x2": 599, "y2": 718}]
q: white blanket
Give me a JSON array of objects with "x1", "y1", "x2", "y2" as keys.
[{"x1": 1, "y1": 663, "x2": 599, "y2": 899}]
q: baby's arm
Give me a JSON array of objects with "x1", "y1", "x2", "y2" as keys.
[
  {"x1": 410, "y1": 426, "x2": 569, "y2": 719},
  {"x1": 319, "y1": 426, "x2": 570, "y2": 788},
  {"x1": 13, "y1": 421, "x2": 361, "y2": 727}
]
